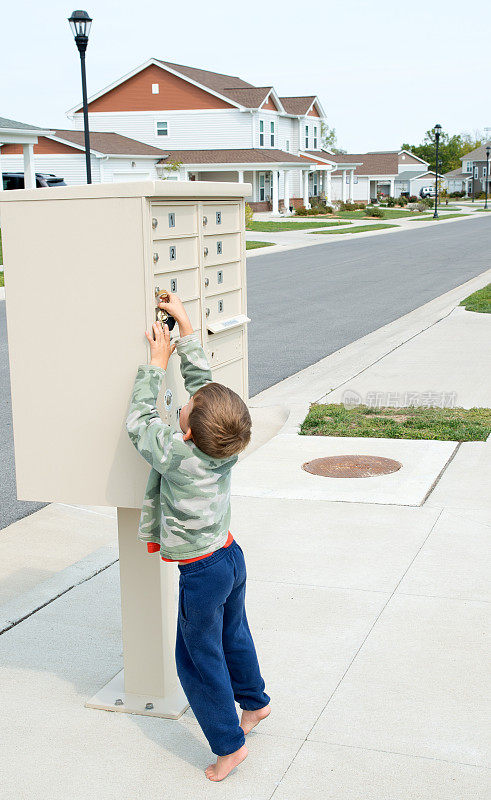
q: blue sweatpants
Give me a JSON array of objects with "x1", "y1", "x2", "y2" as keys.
[{"x1": 175, "y1": 538, "x2": 270, "y2": 756}]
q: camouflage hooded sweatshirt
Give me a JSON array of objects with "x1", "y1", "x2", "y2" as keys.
[{"x1": 125, "y1": 332, "x2": 238, "y2": 560}]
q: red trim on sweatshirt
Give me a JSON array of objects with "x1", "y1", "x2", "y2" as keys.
[{"x1": 146, "y1": 531, "x2": 234, "y2": 563}]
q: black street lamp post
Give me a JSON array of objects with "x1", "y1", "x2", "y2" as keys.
[
  {"x1": 68, "y1": 10, "x2": 93, "y2": 184},
  {"x1": 485, "y1": 145, "x2": 490, "y2": 210},
  {"x1": 433, "y1": 123, "x2": 442, "y2": 219}
]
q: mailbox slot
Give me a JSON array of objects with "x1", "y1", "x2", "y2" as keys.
[
  {"x1": 151, "y1": 203, "x2": 197, "y2": 238},
  {"x1": 153, "y1": 237, "x2": 198, "y2": 271},
  {"x1": 202, "y1": 233, "x2": 240, "y2": 265},
  {"x1": 204, "y1": 261, "x2": 240, "y2": 295},
  {"x1": 201, "y1": 203, "x2": 240, "y2": 234}
]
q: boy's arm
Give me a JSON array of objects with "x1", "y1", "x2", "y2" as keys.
[
  {"x1": 126, "y1": 364, "x2": 174, "y2": 473},
  {"x1": 156, "y1": 293, "x2": 213, "y2": 397},
  {"x1": 176, "y1": 333, "x2": 213, "y2": 396}
]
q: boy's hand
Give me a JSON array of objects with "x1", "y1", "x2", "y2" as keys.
[
  {"x1": 145, "y1": 322, "x2": 176, "y2": 369},
  {"x1": 158, "y1": 292, "x2": 194, "y2": 337}
]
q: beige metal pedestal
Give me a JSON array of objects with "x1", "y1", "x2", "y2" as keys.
[{"x1": 86, "y1": 508, "x2": 189, "y2": 718}]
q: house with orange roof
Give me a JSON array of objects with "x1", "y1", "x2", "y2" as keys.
[{"x1": 4, "y1": 59, "x2": 341, "y2": 211}]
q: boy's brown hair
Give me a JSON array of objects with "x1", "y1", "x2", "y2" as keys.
[{"x1": 189, "y1": 383, "x2": 251, "y2": 459}]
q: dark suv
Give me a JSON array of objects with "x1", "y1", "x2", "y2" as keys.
[{"x1": 2, "y1": 172, "x2": 66, "y2": 190}]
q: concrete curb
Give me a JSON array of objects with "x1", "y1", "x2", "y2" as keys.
[{"x1": 0, "y1": 543, "x2": 118, "y2": 634}]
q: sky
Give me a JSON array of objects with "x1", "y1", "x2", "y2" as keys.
[{"x1": 1, "y1": 0, "x2": 490, "y2": 152}]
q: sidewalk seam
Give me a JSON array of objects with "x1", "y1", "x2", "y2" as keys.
[
  {"x1": 0, "y1": 553, "x2": 118, "y2": 635},
  {"x1": 268, "y1": 508, "x2": 445, "y2": 800}
]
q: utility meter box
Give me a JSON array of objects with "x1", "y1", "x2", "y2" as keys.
[{"x1": 1, "y1": 180, "x2": 251, "y2": 510}]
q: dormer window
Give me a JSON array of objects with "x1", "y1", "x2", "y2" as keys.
[
  {"x1": 270, "y1": 121, "x2": 275, "y2": 147},
  {"x1": 465, "y1": 161, "x2": 472, "y2": 172},
  {"x1": 259, "y1": 120, "x2": 264, "y2": 147},
  {"x1": 313, "y1": 126, "x2": 318, "y2": 149},
  {"x1": 305, "y1": 125, "x2": 309, "y2": 149},
  {"x1": 156, "y1": 121, "x2": 168, "y2": 136}
]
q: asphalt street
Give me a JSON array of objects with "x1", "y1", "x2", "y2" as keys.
[
  {"x1": 1, "y1": 214, "x2": 490, "y2": 527},
  {"x1": 247, "y1": 215, "x2": 491, "y2": 395}
]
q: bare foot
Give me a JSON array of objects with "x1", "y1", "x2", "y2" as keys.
[
  {"x1": 205, "y1": 744, "x2": 248, "y2": 782},
  {"x1": 240, "y1": 704, "x2": 271, "y2": 735}
]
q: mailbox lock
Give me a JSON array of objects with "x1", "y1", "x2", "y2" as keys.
[
  {"x1": 152, "y1": 218, "x2": 158, "y2": 230},
  {"x1": 154, "y1": 288, "x2": 176, "y2": 331},
  {"x1": 204, "y1": 246, "x2": 209, "y2": 257},
  {"x1": 203, "y1": 216, "x2": 208, "y2": 226},
  {"x1": 204, "y1": 277, "x2": 210, "y2": 287},
  {"x1": 205, "y1": 308, "x2": 210, "y2": 318},
  {"x1": 153, "y1": 252, "x2": 159, "y2": 263}
]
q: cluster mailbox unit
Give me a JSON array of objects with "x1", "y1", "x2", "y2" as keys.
[{"x1": 1, "y1": 180, "x2": 251, "y2": 717}]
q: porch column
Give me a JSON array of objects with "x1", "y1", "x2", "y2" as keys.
[
  {"x1": 303, "y1": 171, "x2": 310, "y2": 208},
  {"x1": 342, "y1": 169, "x2": 347, "y2": 201},
  {"x1": 325, "y1": 169, "x2": 332, "y2": 203},
  {"x1": 237, "y1": 170, "x2": 244, "y2": 184},
  {"x1": 272, "y1": 169, "x2": 279, "y2": 214},
  {"x1": 349, "y1": 169, "x2": 354, "y2": 201},
  {"x1": 390, "y1": 178, "x2": 395, "y2": 197},
  {"x1": 182, "y1": 168, "x2": 189, "y2": 181},
  {"x1": 23, "y1": 143, "x2": 36, "y2": 189},
  {"x1": 284, "y1": 170, "x2": 290, "y2": 212},
  {"x1": 0, "y1": 147, "x2": 3, "y2": 191},
  {"x1": 251, "y1": 171, "x2": 257, "y2": 202}
]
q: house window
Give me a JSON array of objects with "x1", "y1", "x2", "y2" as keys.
[
  {"x1": 152, "y1": 83, "x2": 159, "y2": 94},
  {"x1": 285, "y1": 140, "x2": 290, "y2": 152},
  {"x1": 156, "y1": 121, "x2": 168, "y2": 136},
  {"x1": 354, "y1": 176, "x2": 358, "y2": 184},
  {"x1": 270, "y1": 121, "x2": 275, "y2": 147},
  {"x1": 312, "y1": 173, "x2": 318, "y2": 196},
  {"x1": 465, "y1": 161, "x2": 472, "y2": 172},
  {"x1": 259, "y1": 120, "x2": 264, "y2": 147},
  {"x1": 474, "y1": 166, "x2": 479, "y2": 178},
  {"x1": 313, "y1": 126, "x2": 318, "y2": 149},
  {"x1": 305, "y1": 125, "x2": 309, "y2": 149},
  {"x1": 483, "y1": 167, "x2": 487, "y2": 177}
]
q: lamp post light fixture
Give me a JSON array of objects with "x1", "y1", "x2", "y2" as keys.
[
  {"x1": 485, "y1": 145, "x2": 490, "y2": 210},
  {"x1": 433, "y1": 123, "x2": 442, "y2": 219},
  {"x1": 68, "y1": 10, "x2": 93, "y2": 184}
]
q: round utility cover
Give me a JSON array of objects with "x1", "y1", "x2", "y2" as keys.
[{"x1": 302, "y1": 454, "x2": 402, "y2": 479}]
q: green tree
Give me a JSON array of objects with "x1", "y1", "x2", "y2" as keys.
[
  {"x1": 401, "y1": 130, "x2": 485, "y2": 173},
  {"x1": 321, "y1": 123, "x2": 346, "y2": 154}
]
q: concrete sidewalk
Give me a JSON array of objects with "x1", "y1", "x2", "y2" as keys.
[{"x1": 0, "y1": 270, "x2": 489, "y2": 799}]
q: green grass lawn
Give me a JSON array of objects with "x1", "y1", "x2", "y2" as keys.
[
  {"x1": 300, "y1": 403, "x2": 491, "y2": 441},
  {"x1": 409, "y1": 213, "x2": 470, "y2": 221},
  {"x1": 247, "y1": 220, "x2": 349, "y2": 232},
  {"x1": 246, "y1": 240, "x2": 275, "y2": 250},
  {"x1": 459, "y1": 283, "x2": 490, "y2": 313},
  {"x1": 335, "y1": 208, "x2": 421, "y2": 220},
  {"x1": 311, "y1": 223, "x2": 399, "y2": 235}
]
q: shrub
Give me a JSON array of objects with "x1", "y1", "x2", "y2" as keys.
[
  {"x1": 387, "y1": 197, "x2": 396, "y2": 207},
  {"x1": 408, "y1": 195, "x2": 418, "y2": 203},
  {"x1": 245, "y1": 203, "x2": 254, "y2": 227},
  {"x1": 417, "y1": 201, "x2": 427, "y2": 212},
  {"x1": 449, "y1": 190, "x2": 465, "y2": 198},
  {"x1": 366, "y1": 206, "x2": 385, "y2": 218},
  {"x1": 295, "y1": 205, "x2": 308, "y2": 216}
]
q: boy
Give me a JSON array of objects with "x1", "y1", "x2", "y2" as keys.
[{"x1": 126, "y1": 293, "x2": 270, "y2": 782}]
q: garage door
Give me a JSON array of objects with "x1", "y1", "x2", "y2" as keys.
[{"x1": 112, "y1": 172, "x2": 151, "y2": 182}]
